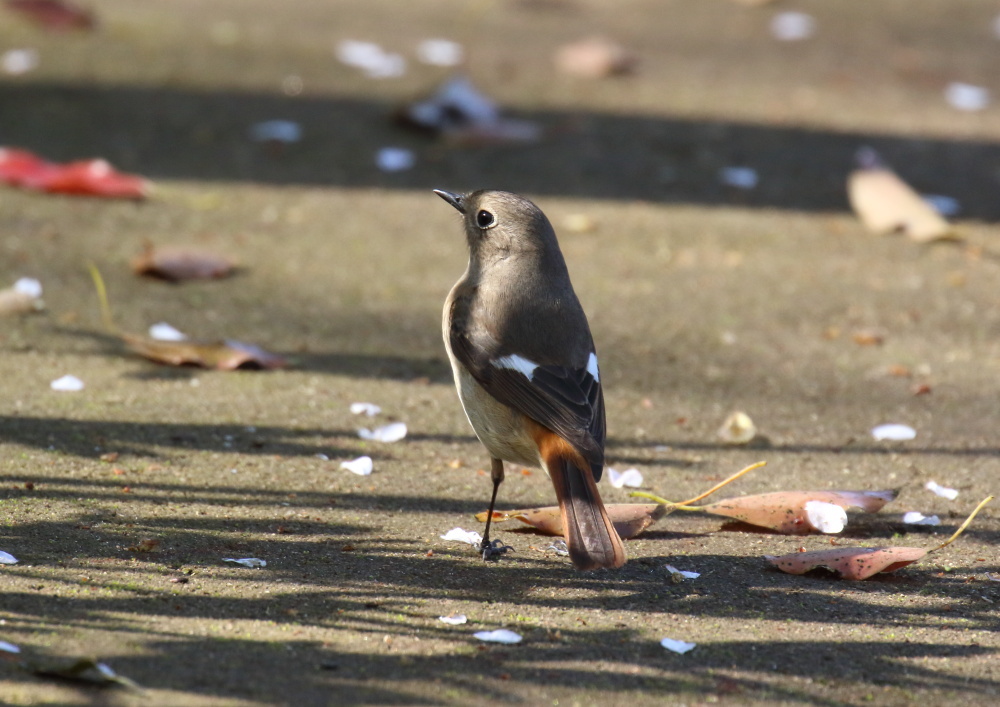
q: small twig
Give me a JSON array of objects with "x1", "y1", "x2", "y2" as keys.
[
  {"x1": 931, "y1": 495, "x2": 994, "y2": 553},
  {"x1": 630, "y1": 460, "x2": 767, "y2": 509},
  {"x1": 87, "y1": 263, "x2": 118, "y2": 335}
]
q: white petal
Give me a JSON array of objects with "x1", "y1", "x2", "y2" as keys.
[
  {"x1": 222, "y1": 557, "x2": 266, "y2": 568},
  {"x1": 358, "y1": 422, "x2": 407, "y2": 443},
  {"x1": 804, "y1": 500, "x2": 847, "y2": 534},
  {"x1": 925, "y1": 480, "x2": 959, "y2": 500},
  {"x1": 336, "y1": 40, "x2": 384, "y2": 67},
  {"x1": 349, "y1": 402, "x2": 382, "y2": 416},
  {"x1": 375, "y1": 147, "x2": 415, "y2": 172},
  {"x1": 340, "y1": 455, "x2": 373, "y2": 476},
  {"x1": 50, "y1": 375, "x2": 84, "y2": 392},
  {"x1": 148, "y1": 322, "x2": 187, "y2": 341},
  {"x1": 665, "y1": 565, "x2": 700, "y2": 579},
  {"x1": 547, "y1": 539, "x2": 569, "y2": 556},
  {"x1": 945, "y1": 82, "x2": 990, "y2": 112},
  {"x1": 438, "y1": 614, "x2": 468, "y2": 625},
  {"x1": 474, "y1": 629, "x2": 522, "y2": 644},
  {"x1": 718, "y1": 166, "x2": 758, "y2": 189},
  {"x1": 871, "y1": 423, "x2": 916, "y2": 441},
  {"x1": 248, "y1": 120, "x2": 302, "y2": 143},
  {"x1": 770, "y1": 12, "x2": 816, "y2": 42},
  {"x1": 416, "y1": 39, "x2": 464, "y2": 67},
  {"x1": 902, "y1": 511, "x2": 941, "y2": 526},
  {"x1": 1, "y1": 49, "x2": 38, "y2": 76},
  {"x1": 0, "y1": 550, "x2": 18, "y2": 564},
  {"x1": 660, "y1": 637, "x2": 697, "y2": 654},
  {"x1": 440, "y1": 527, "x2": 482, "y2": 546},
  {"x1": 607, "y1": 467, "x2": 643, "y2": 489},
  {"x1": 0, "y1": 641, "x2": 20, "y2": 653},
  {"x1": 13, "y1": 277, "x2": 42, "y2": 298}
]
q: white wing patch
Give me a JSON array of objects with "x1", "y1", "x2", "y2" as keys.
[
  {"x1": 586, "y1": 352, "x2": 600, "y2": 382},
  {"x1": 493, "y1": 354, "x2": 538, "y2": 380}
]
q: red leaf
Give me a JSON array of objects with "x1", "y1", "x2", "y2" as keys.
[
  {"x1": 27, "y1": 159, "x2": 149, "y2": 199},
  {"x1": 0, "y1": 148, "x2": 57, "y2": 187},
  {"x1": 5, "y1": 0, "x2": 95, "y2": 31},
  {"x1": 702, "y1": 489, "x2": 897, "y2": 534}
]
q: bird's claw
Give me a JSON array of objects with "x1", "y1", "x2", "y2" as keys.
[{"x1": 480, "y1": 538, "x2": 513, "y2": 562}]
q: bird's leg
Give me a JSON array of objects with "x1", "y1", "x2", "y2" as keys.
[{"x1": 480, "y1": 457, "x2": 512, "y2": 561}]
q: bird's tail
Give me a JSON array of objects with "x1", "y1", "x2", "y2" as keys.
[{"x1": 534, "y1": 428, "x2": 626, "y2": 571}]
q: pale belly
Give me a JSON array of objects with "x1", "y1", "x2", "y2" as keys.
[{"x1": 451, "y1": 360, "x2": 542, "y2": 469}]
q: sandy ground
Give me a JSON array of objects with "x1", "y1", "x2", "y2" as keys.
[{"x1": 1, "y1": 1, "x2": 999, "y2": 705}]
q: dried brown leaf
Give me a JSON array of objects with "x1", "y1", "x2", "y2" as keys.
[
  {"x1": 130, "y1": 245, "x2": 235, "y2": 282},
  {"x1": 765, "y1": 546, "x2": 926, "y2": 579},
  {"x1": 847, "y1": 158, "x2": 956, "y2": 243},
  {"x1": 702, "y1": 489, "x2": 897, "y2": 534},
  {"x1": 123, "y1": 334, "x2": 286, "y2": 370},
  {"x1": 475, "y1": 503, "x2": 666, "y2": 539}
]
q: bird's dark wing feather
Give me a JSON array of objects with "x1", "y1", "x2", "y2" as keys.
[{"x1": 451, "y1": 328, "x2": 606, "y2": 478}]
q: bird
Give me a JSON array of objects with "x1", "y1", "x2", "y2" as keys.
[{"x1": 435, "y1": 188, "x2": 626, "y2": 571}]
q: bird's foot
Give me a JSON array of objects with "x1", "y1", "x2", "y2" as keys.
[{"x1": 480, "y1": 538, "x2": 513, "y2": 562}]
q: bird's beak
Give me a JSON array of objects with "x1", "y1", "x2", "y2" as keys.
[{"x1": 433, "y1": 189, "x2": 465, "y2": 214}]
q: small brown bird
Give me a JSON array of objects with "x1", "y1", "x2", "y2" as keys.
[{"x1": 436, "y1": 188, "x2": 626, "y2": 571}]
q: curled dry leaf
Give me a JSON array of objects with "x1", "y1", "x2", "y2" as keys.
[
  {"x1": 131, "y1": 245, "x2": 235, "y2": 281},
  {"x1": 702, "y1": 489, "x2": 897, "y2": 534},
  {"x1": 766, "y1": 546, "x2": 926, "y2": 580},
  {"x1": 122, "y1": 334, "x2": 286, "y2": 370},
  {"x1": 767, "y1": 495, "x2": 994, "y2": 580},
  {"x1": 554, "y1": 37, "x2": 637, "y2": 78},
  {"x1": 847, "y1": 147, "x2": 955, "y2": 243},
  {"x1": 474, "y1": 503, "x2": 667, "y2": 540},
  {"x1": 4, "y1": 0, "x2": 95, "y2": 31}
]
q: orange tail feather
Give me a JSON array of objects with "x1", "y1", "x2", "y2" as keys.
[{"x1": 532, "y1": 426, "x2": 626, "y2": 571}]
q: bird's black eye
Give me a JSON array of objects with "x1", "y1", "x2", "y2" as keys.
[{"x1": 476, "y1": 209, "x2": 495, "y2": 229}]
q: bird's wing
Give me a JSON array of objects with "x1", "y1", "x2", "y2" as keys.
[{"x1": 450, "y1": 327, "x2": 606, "y2": 477}]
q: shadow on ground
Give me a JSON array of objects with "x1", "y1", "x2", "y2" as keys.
[{"x1": 3, "y1": 81, "x2": 1000, "y2": 220}]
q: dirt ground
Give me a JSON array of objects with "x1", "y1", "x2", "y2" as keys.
[{"x1": 1, "y1": 1, "x2": 999, "y2": 705}]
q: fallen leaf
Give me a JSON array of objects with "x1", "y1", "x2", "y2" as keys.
[
  {"x1": 0, "y1": 147, "x2": 56, "y2": 186},
  {"x1": 554, "y1": 37, "x2": 637, "y2": 78},
  {"x1": 474, "y1": 629, "x2": 522, "y2": 644},
  {"x1": 130, "y1": 244, "x2": 235, "y2": 281},
  {"x1": 766, "y1": 546, "x2": 926, "y2": 579},
  {"x1": 27, "y1": 159, "x2": 149, "y2": 198},
  {"x1": 122, "y1": 334, "x2": 287, "y2": 370},
  {"x1": 4, "y1": 0, "x2": 94, "y2": 31},
  {"x1": 701, "y1": 489, "x2": 897, "y2": 534},
  {"x1": 767, "y1": 495, "x2": 993, "y2": 580},
  {"x1": 474, "y1": 503, "x2": 667, "y2": 539},
  {"x1": 847, "y1": 147, "x2": 955, "y2": 242}
]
